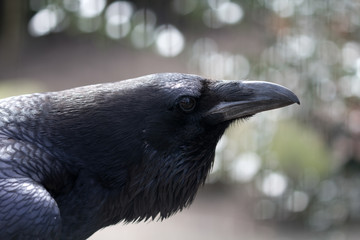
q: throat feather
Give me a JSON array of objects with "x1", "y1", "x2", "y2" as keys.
[{"x1": 107, "y1": 146, "x2": 215, "y2": 223}]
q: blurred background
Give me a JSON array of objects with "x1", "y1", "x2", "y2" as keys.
[{"x1": 1, "y1": 0, "x2": 360, "y2": 239}]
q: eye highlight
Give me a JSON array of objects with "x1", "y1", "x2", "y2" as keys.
[{"x1": 178, "y1": 96, "x2": 196, "y2": 112}]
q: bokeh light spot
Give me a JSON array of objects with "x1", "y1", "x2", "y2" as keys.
[
  {"x1": 28, "y1": 5, "x2": 65, "y2": 37},
  {"x1": 155, "y1": 25, "x2": 185, "y2": 57},
  {"x1": 286, "y1": 191, "x2": 310, "y2": 212},
  {"x1": 217, "y1": 2, "x2": 244, "y2": 25},
  {"x1": 203, "y1": 9, "x2": 223, "y2": 29},
  {"x1": 131, "y1": 23, "x2": 155, "y2": 48},
  {"x1": 78, "y1": 0, "x2": 106, "y2": 18},
  {"x1": 231, "y1": 152, "x2": 261, "y2": 182},
  {"x1": 105, "y1": 1, "x2": 133, "y2": 23},
  {"x1": 342, "y1": 42, "x2": 360, "y2": 71},
  {"x1": 260, "y1": 171, "x2": 288, "y2": 197},
  {"x1": 286, "y1": 35, "x2": 316, "y2": 60},
  {"x1": 105, "y1": 1, "x2": 133, "y2": 39},
  {"x1": 106, "y1": 19, "x2": 131, "y2": 40}
]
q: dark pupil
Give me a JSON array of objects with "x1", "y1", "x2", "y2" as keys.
[{"x1": 179, "y1": 97, "x2": 195, "y2": 111}]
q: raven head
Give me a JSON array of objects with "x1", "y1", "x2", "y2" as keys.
[
  {"x1": 105, "y1": 73, "x2": 298, "y2": 221},
  {"x1": 49, "y1": 73, "x2": 299, "y2": 223},
  {"x1": 139, "y1": 73, "x2": 299, "y2": 152}
]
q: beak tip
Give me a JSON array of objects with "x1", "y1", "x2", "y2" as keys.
[{"x1": 292, "y1": 94, "x2": 300, "y2": 105}]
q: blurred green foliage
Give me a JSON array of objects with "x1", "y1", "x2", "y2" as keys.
[
  {"x1": 271, "y1": 121, "x2": 332, "y2": 179},
  {"x1": 0, "y1": 80, "x2": 44, "y2": 99}
]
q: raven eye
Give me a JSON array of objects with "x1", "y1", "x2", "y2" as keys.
[{"x1": 178, "y1": 97, "x2": 196, "y2": 112}]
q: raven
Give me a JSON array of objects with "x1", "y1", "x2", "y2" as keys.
[{"x1": 0, "y1": 73, "x2": 299, "y2": 239}]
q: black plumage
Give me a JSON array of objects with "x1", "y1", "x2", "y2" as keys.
[{"x1": 0, "y1": 73, "x2": 299, "y2": 239}]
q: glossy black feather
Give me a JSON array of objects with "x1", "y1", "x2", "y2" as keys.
[{"x1": 0, "y1": 73, "x2": 298, "y2": 240}]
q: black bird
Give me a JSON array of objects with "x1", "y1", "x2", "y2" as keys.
[{"x1": 0, "y1": 73, "x2": 299, "y2": 239}]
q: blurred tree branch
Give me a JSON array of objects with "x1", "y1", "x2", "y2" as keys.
[{"x1": 0, "y1": 0, "x2": 26, "y2": 66}]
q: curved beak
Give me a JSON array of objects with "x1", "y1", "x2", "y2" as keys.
[{"x1": 205, "y1": 80, "x2": 300, "y2": 123}]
